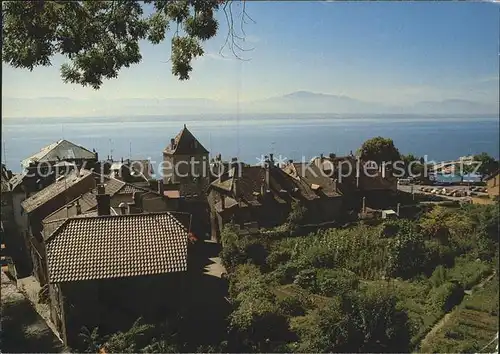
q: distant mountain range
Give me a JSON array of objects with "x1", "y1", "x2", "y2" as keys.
[
  {"x1": 2, "y1": 91, "x2": 497, "y2": 118},
  {"x1": 247, "y1": 91, "x2": 497, "y2": 115}
]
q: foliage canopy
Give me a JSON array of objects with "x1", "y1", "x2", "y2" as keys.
[{"x1": 2, "y1": 0, "x2": 252, "y2": 89}]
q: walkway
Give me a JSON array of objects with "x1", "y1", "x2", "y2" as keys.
[{"x1": 1, "y1": 272, "x2": 66, "y2": 353}]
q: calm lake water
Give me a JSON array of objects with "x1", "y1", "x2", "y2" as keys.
[{"x1": 2, "y1": 115, "x2": 499, "y2": 174}]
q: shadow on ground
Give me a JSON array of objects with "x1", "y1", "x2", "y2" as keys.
[{"x1": 1, "y1": 276, "x2": 65, "y2": 353}]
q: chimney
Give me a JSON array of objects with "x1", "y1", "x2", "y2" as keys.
[
  {"x1": 269, "y1": 153, "x2": 274, "y2": 166},
  {"x1": 265, "y1": 162, "x2": 270, "y2": 190},
  {"x1": 133, "y1": 191, "x2": 144, "y2": 209},
  {"x1": 170, "y1": 138, "x2": 176, "y2": 149},
  {"x1": 96, "y1": 186, "x2": 111, "y2": 216},
  {"x1": 233, "y1": 178, "x2": 238, "y2": 199},
  {"x1": 75, "y1": 200, "x2": 82, "y2": 215},
  {"x1": 158, "y1": 179, "x2": 164, "y2": 195},
  {"x1": 320, "y1": 153, "x2": 324, "y2": 161}
]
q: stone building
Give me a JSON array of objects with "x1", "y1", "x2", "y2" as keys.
[
  {"x1": 311, "y1": 153, "x2": 397, "y2": 210},
  {"x1": 162, "y1": 125, "x2": 211, "y2": 239},
  {"x1": 20, "y1": 169, "x2": 96, "y2": 284},
  {"x1": 163, "y1": 125, "x2": 209, "y2": 186},
  {"x1": 45, "y1": 211, "x2": 190, "y2": 347},
  {"x1": 208, "y1": 156, "x2": 343, "y2": 241},
  {"x1": 21, "y1": 139, "x2": 98, "y2": 182}
]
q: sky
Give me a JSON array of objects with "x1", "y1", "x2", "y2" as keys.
[{"x1": 2, "y1": 1, "x2": 499, "y2": 116}]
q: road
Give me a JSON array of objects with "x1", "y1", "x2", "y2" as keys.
[{"x1": 397, "y1": 184, "x2": 486, "y2": 202}]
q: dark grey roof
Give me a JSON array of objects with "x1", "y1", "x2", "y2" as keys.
[
  {"x1": 22, "y1": 139, "x2": 96, "y2": 168},
  {"x1": 8, "y1": 172, "x2": 28, "y2": 192},
  {"x1": 46, "y1": 212, "x2": 189, "y2": 283},
  {"x1": 163, "y1": 125, "x2": 209, "y2": 155},
  {"x1": 21, "y1": 169, "x2": 94, "y2": 214}
]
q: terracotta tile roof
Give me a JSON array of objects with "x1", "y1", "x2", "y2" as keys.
[
  {"x1": 46, "y1": 212, "x2": 189, "y2": 283},
  {"x1": 21, "y1": 139, "x2": 96, "y2": 168},
  {"x1": 21, "y1": 169, "x2": 94, "y2": 214},
  {"x1": 163, "y1": 125, "x2": 209, "y2": 155}
]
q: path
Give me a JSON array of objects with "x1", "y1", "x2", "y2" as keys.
[
  {"x1": 1, "y1": 272, "x2": 66, "y2": 353},
  {"x1": 419, "y1": 272, "x2": 496, "y2": 351}
]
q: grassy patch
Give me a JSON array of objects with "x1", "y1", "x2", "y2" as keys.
[
  {"x1": 361, "y1": 279, "x2": 439, "y2": 348},
  {"x1": 420, "y1": 276, "x2": 499, "y2": 353}
]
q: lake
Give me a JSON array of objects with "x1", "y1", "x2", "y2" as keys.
[{"x1": 2, "y1": 115, "x2": 498, "y2": 174}]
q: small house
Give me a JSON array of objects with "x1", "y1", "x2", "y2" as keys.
[{"x1": 45, "y1": 211, "x2": 190, "y2": 347}]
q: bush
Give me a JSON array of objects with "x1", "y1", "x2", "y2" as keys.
[
  {"x1": 386, "y1": 228, "x2": 427, "y2": 279},
  {"x1": 266, "y1": 250, "x2": 292, "y2": 269},
  {"x1": 446, "y1": 257, "x2": 492, "y2": 289},
  {"x1": 428, "y1": 281, "x2": 464, "y2": 313},
  {"x1": 277, "y1": 295, "x2": 307, "y2": 317},
  {"x1": 293, "y1": 269, "x2": 317, "y2": 290},
  {"x1": 315, "y1": 269, "x2": 359, "y2": 297},
  {"x1": 429, "y1": 265, "x2": 447, "y2": 288},
  {"x1": 270, "y1": 263, "x2": 300, "y2": 285}
]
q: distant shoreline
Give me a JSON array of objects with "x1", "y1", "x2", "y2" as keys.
[{"x1": 2, "y1": 113, "x2": 499, "y2": 120}]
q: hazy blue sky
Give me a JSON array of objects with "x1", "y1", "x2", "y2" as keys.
[{"x1": 2, "y1": 1, "x2": 499, "y2": 110}]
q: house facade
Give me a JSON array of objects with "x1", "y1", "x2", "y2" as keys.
[
  {"x1": 311, "y1": 154, "x2": 397, "y2": 210},
  {"x1": 21, "y1": 169, "x2": 97, "y2": 284},
  {"x1": 45, "y1": 212, "x2": 189, "y2": 347},
  {"x1": 208, "y1": 156, "x2": 344, "y2": 241}
]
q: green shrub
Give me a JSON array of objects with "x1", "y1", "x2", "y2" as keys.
[
  {"x1": 266, "y1": 250, "x2": 292, "y2": 269},
  {"x1": 277, "y1": 295, "x2": 306, "y2": 317},
  {"x1": 428, "y1": 281, "x2": 464, "y2": 313},
  {"x1": 315, "y1": 269, "x2": 359, "y2": 297},
  {"x1": 293, "y1": 269, "x2": 317, "y2": 290},
  {"x1": 447, "y1": 257, "x2": 492, "y2": 289},
  {"x1": 429, "y1": 265, "x2": 447, "y2": 288},
  {"x1": 271, "y1": 263, "x2": 300, "y2": 285}
]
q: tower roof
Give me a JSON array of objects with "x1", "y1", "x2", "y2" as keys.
[{"x1": 163, "y1": 125, "x2": 209, "y2": 155}]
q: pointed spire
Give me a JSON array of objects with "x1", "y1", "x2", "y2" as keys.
[{"x1": 184, "y1": 124, "x2": 187, "y2": 129}]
